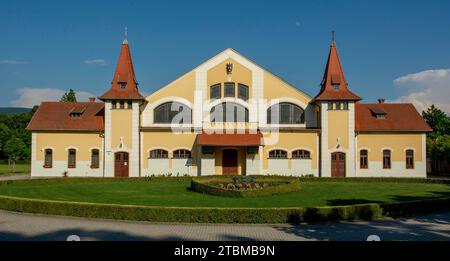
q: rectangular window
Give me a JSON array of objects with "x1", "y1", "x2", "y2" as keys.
[
  {"x1": 335, "y1": 101, "x2": 341, "y2": 110},
  {"x1": 406, "y1": 150, "x2": 414, "y2": 169},
  {"x1": 327, "y1": 101, "x2": 333, "y2": 110},
  {"x1": 91, "y1": 149, "x2": 99, "y2": 169},
  {"x1": 44, "y1": 149, "x2": 52, "y2": 168},
  {"x1": 68, "y1": 149, "x2": 76, "y2": 168},
  {"x1": 119, "y1": 101, "x2": 125, "y2": 109},
  {"x1": 112, "y1": 101, "x2": 117, "y2": 109},
  {"x1": 224, "y1": 82, "x2": 235, "y2": 97},
  {"x1": 383, "y1": 150, "x2": 391, "y2": 169},
  {"x1": 343, "y1": 101, "x2": 349, "y2": 110},
  {"x1": 210, "y1": 84, "x2": 221, "y2": 100},
  {"x1": 238, "y1": 84, "x2": 249, "y2": 101},
  {"x1": 127, "y1": 101, "x2": 132, "y2": 109},
  {"x1": 360, "y1": 150, "x2": 368, "y2": 169}
]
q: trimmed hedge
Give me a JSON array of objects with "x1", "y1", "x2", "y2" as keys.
[
  {"x1": 0, "y1": 195, "x2": 383, "y2": 223},
  {"x1": 0, "y1": 177, "x2": 449, "y2": 223},
  {"x1": 190, "y1": 176, "x2": 301, "y2": 198}
]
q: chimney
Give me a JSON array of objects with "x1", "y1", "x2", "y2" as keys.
[
  {"x1": 378, "y1": 98, "x2": 385, "y2": 104},
  {"x1": 88, "y1": 97, "x2": 96, "y2": 102}
]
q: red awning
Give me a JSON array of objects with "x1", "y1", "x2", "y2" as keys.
[{"x1": 197, "y1": 131, "x2": 263, "y2": 146}]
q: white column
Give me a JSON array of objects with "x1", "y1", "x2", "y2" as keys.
[
  {"x1": 347, "y1": 102, "x2": 356, "y2": 177},
  {"x1": 129, "y1": 100, "x2": 140, "y2": 177},
  {"x1": 320, "y1": 102, "x2": 330, "y2": 177},
  {"x1": 104, "y1": 102, "x2": 114, "y2": 177},
  {"x1": 31, "y1": 132, "x2": 37, "y2": 177}
]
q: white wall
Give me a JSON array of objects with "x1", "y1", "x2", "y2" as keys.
[
  {"x1": 355, "y1": 161, "x2": 426, "y2": 178},
  {"x1": 32, "y1": 160, "x2": 103, "y2": 177}
]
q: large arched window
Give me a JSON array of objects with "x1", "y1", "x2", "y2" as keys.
[
  {"x1": 154, "y1": 102, "x2": 192, "y2": 124},
  {"x1": 268, "y1": 149, "x2": 288, "y2": 159},
  {"x1": 173, "y1": 149, "x2": 191, "y2": 159},
  {"x1": 292, "y1": 149, "x2": 311, "y2": 159},
  {"x1": 267, "y1": 102, "x2": 305, "y2": 124},
  {"x1": 149, "y1": 149, "x2": 169, "y2": 159},
  {"x1": 210, "y1": 102, "x2": 249, "y2": 123}
]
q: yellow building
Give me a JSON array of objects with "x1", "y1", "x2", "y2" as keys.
[{"x1": 26, "y1": 36, "x2": 432, "y2": 178}]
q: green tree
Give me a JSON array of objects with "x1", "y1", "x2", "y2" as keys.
[
  {"x1": 60, "y1": 89, "x2": 77, "y2": 102},
  {"x1": 3, "y1": 135, "x2": 26, "y2": 173},
  {"x1": 422, "y1": 105, "x2": 450, "y2": 174},
  {"x1": 422, "y1": 105, "x2": 450, "y2": 138}
]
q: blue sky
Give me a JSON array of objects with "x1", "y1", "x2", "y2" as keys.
[{"x1": 1, "y1": 0, "x2": 450, "y2": 112}]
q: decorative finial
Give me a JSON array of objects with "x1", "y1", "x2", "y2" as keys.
[
  {"x1": 332, "y1": 30, "x2": 335, "y2": 46},
  {"x1": 123, "y1": 26, "x2": 128, "y2": 44}
]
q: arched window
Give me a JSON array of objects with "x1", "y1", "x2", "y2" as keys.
[
  {"x1": 210, "y1": 102, "x2": 249, "y2": 123},
  {"x1": 154, "y1": 102, "x2": 192, "y2": 124},
  {"x1": 44, "y1": 149, "x2": 52, "y2": 168},
  {"x1": 292, "y1": 150, "x2": 311, "y2": 159},
  {"x1": 149, "y1": 149, "x2": 168, "y2": 159},
  {"x1": 238, "y1": 84, "x2": 249, "y2": 101},
  {"x1": 406, "y1": 149, "x2": 414, "y2": 169},
  {"x1": 267, "y1": 102, "x2": 305, "y2": 124},
  {"x1": 269, "y1": 149, "x2": 287, "y2": 159},
  {"x1": 68, "y1": 149, "x2": 76, "y2": 168},
  {"x1": 173, "y1": 149, "x2": 191, "y2": 159},
  {"x1": 383, "y1": 149, "x2": 391, "y2": 169},
  {"x1": 91, "y1": 149, "x2": 100, "y2": 169},
  {"x1": 360, "y1": 149, "x2": 368, "y2": 169},
  {"x1": 210, "y1": 84, "x2": 221, "y2": 100}
]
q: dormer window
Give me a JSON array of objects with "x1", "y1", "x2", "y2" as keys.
[
  {"x1": 119, "y1": 82, "x2": 127, "y2": 89},
  {"x1": 331, "y1": 74, "x2": 341, "y2": 90},
  {"x1": 69, "y1": 106, "x2": 85, "y2": 118},
  {"x1": 370, "y1": 108, "x2": 387, "y2": 119}
]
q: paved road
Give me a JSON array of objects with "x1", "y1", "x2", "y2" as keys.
[{"x1": 0, "y1": 210, "x2": 449, "y2": 241}]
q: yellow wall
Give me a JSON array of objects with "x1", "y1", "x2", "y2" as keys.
[
  {"x1": 141, "y1": 130, "x2": 198, "y2": 168},
  {"x1": 357, "y1": 133, "x2": 423, "y2": 161},
  {"x1": 262, "y1": 131, "x2": 318, "y2": 169},
  {"x1": 264, "y1": 72, "x2": 311, "y2": 104},
  {"x1": 206, "y1": 58, "x2": 252, "y2": 99},
  {"x1": 36, "y1": 132, "x2": 102, "y2": 161},
  {"x1": 111, "y1": 109, "x2": 132, "y2": 148},
  {"x1": 146, "y1": 71, "x2": 196, "y2": 104},
  {"x1": 327, "y1": 111, "x2": 349, "y2": 150}
]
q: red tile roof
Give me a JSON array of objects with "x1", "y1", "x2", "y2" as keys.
[
  {"x1": 98, "y1": 41, "x2": 145, "y2": 101},
  {"x1": 198, "y1": 131, "x2": 263, "y2": 146},
  {"x1": 26, "y1": 102, "x2": 104, "y2": 131},
  {"x1": 355, "y1": 103, "x2": 432, "y2": 132},
  {"x1": 311, "y1": 42, "x2": 361, "y2": 102}
]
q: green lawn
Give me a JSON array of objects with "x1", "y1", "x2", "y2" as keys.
[
  {"x1": 0, "y1": 163, "x2": 30, "y2": 176},
  {"x1": 0, "y1": 178, "x2": 449, "y2": 208}
]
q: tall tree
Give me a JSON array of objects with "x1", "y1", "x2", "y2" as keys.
[
  {"x1": 422, "y1": 105, "x2": 450, "y2": 138},
  {"x1": 3, "y1": 135, "x2": 26, "y2": 173},
  {"x1": 60, "y1": 89, "x2": 77, "y2": 102}
]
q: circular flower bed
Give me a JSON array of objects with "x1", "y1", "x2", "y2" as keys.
[{"x1": 190, "y1": 176, "x2": 301, "y2": 198}]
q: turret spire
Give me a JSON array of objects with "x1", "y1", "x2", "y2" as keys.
[
  {"x1": 98, "y1": 32, "x2": 144, "y2": 101},
  {"x1": 311, "y1": 35, "x2": 361, "y2": 102}
]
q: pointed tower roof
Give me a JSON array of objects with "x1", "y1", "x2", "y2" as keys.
[
  {"x1": 99, "y1": 32, "x2": 145, "y2": 101},
  {"x1": 311, "y1": 34, "x2": 361, "y2": 103}
]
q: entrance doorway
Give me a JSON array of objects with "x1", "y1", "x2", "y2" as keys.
[
  {"x1": 222, "y1": 149, "x2": 238, "y2": 175},
  {"x1": 331, "y1": 152, "x2": 345, "y2": 177},
  {"x1": 114, "y1": 152, "x2": 129, "y2": 177}
]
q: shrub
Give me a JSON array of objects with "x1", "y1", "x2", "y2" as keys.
[{"x1": 190, "y1": 176, "x2": 301, "y2": 198}]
